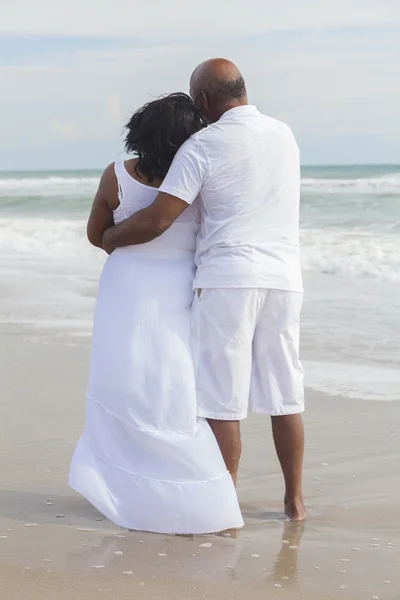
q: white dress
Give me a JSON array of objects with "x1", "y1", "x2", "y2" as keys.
[{"x1": 69, "y1": 161, "x2": 244, "y2": 534}]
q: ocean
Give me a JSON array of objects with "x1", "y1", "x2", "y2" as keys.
[{"x1": 1, "y1": 165, "x2": 399, "y2": 401}]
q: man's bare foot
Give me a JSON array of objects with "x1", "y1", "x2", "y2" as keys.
[{"x1": 284, "y1": 497, "x2": 307, "y2": 521}]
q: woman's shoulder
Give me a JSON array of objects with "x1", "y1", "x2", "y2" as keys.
[
  {"x1": 101, "y1": 161, "x2": 121, "y2": 185},
  {"x1": 96, "y1": 163, "x2": 119, "y2": 210}
]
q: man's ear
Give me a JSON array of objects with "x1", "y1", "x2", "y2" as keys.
[{"x1": 194, "y1": 91, "x2": 208, "y2": 114}]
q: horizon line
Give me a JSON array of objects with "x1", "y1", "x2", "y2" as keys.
[{"x1": 1, "y1": 162, "x2": 399, "y2": 174}]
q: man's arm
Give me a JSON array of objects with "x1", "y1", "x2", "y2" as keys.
[{"x1": 102, "y1": 193, "x2": 188, "y2": 254}]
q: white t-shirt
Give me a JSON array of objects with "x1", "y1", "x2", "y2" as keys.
[{"x1": 159, "y1": 105, "x2": 303, "y2": 293}]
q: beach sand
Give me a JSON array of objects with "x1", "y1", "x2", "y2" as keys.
[{"x1": 1, "y1": 323, "x2": 399, "y2": 600}]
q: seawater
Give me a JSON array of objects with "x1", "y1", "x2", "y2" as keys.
[{"x1": 1, "y1": 165, "x2": 399, "y2": 400}]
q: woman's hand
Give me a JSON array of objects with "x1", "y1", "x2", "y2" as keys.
[{"x1": 102, "y1": 227, "x2": 117, "y2": 255}]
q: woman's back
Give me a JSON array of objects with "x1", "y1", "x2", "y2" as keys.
[
  {"x1": 88, "y1": 158, "x2": 199, "y2": 433},
  {"x1": 112, "y1": 159, "x2": 199, "y2": 260}
]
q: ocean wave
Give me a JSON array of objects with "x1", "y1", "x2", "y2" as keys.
[
  {"x1": 301, "y1": 172, "x2": 400, "y2": 195},
  {"x1": 303, "y1": 361, "x2": 400, "y2": 401},
  {"x1": 301, "y1": 228, "x2": 400, "y2": 281},
  {"x1": 0, "y1": 175, "x2": 100, "y2": 197},
  {"x1": 1, "y1": 171, "x2": 399, "y2": 200},
  {"x1": 1, "y1": 217, "x2": 399, "y2": 282},
  {"x1": 0, "y1": 218, "x2": 100, "y2": 260}
]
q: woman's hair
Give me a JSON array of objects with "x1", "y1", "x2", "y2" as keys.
[{"x1": 124, "y1": 93, "x2": 206, "y2": 183}]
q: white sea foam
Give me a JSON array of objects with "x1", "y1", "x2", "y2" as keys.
[
  {"x1": 0, "y1": 171, "x2": 399, "y2": 199},
  {"x1": 301, "y1": 172, "x2": 400, "y2": 195},
  {"x1": 304, "y1": 361, "x2": 400, "y2": 401},
  {"x1": 0, "y1": 218, "x2": 99, "y2": 260},
  {"x1": 301, "y1": 228, "x2": 400, "y2": 281},
  {"x1": 1, "y1": 217, "x2": 399, "y2": 282},
  {"x1": 0, "y1": 175, "x2": 99, "y2": 197}
]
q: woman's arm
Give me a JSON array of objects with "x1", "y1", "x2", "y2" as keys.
[{"x1": 87, "y1": 163, "x2": 119, "y2": 250}]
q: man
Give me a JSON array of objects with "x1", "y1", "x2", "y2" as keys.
[{"x1": 103, "y1": 59, "x2": 306, "y2": 521}]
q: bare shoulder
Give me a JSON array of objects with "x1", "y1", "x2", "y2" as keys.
[
  {"x1": 98, "y1": 162, "x2": 119, "y2": 210},
  {"x1": 100, "y1": 162, "x2": 117, "y2": 184}
]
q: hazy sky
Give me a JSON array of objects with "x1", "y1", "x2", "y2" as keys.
[{"x1": 1, "y1": 0, "x2": 399, "y2": 170}]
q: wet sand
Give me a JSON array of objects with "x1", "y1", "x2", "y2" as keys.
[{"x1": 1, "y1": 324, "x2": 399, "y2": 600}]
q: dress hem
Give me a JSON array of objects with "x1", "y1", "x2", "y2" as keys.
[{"x1": 69, "y1": 437, "x2": 244, "y2": 535}]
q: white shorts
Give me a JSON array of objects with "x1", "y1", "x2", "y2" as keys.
[{"x1": 191, "y1": 288, "x2": 304, "y2": 420}]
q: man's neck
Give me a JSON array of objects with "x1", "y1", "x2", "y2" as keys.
[{"x1": 217, "y1": 98, "x2": 248, "y2": 120}]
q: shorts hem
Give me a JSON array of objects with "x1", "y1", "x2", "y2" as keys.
[
  {"x1": 193, "y1": 285, "x2": 304, "y2": 295},
  {"x1": 251, "y1": 406, "x2": 305, "y2": 417},
  {"x1": 197, "y1": 410, "x2": 248, "y2": 421}
]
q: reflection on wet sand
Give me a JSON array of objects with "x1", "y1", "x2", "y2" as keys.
[
  {"x1": 66, "y1": 531, "x2": 243, "y2": 581},
  {"x1": 66, "y1": 521, "x2": 304, "y2": 586},
  {"x1": 269, "y1": 522, "x2": 304, "y2": 586}
]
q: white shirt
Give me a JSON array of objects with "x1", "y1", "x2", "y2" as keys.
[{"x1": 159, "y1": 105, "x2": 303, "y2": 293}]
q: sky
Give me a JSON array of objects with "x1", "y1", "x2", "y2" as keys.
[{"x1": 0, "y1": 0, "x2": 399, "y2": 170}]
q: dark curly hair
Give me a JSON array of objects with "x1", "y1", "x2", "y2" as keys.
[{"x1": 124, "y1": 93, "x2": 206, "y2": 183}]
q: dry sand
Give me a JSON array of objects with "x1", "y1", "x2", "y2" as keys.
[{"x1": 1, "y1": 323, "x2": 399, "y2": 600}]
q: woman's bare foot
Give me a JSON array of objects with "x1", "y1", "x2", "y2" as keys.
[
  {"x1": 216, "y1": 528, "x2": 241, "y2": 539},
  {"x1": 284, "y1": 497, "x2": 307, "y2": 521},
  {"x1": 174, "y1": 529, "x2": 240, "y2": 539}
]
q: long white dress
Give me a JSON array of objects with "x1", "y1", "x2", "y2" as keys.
[{"x1": 69, "y1": 161, "x2": 244, "y2": 534}]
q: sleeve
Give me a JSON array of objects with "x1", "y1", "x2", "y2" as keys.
[{"x1": 159, "y1": 137, "x2": 208, "y2": 205}]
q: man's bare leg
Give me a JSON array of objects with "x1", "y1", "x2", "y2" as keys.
[
  {"x1": 271, "y1": 414, "x2": 306, "y2": 521},
  {"x1": 207, "y1": 419, "x2": 242, "y2": 486}
]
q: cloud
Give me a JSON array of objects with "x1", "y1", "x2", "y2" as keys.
[
  {"x1": 0, "y1": 35, "x2": 137, "y2": 67},
  {"x1": 48, "y1": 95, "x2": 124, "y2": 142},
  {"x1": 106, "y1": 95, "x2": 122, "y2": 128},
  {"x1": 50, "y1": 120, "x2": 78, "y2": 138},
  {"x1": 0, "y1": 1, "x2": 399, "y2": 168},
  {"x1": 1, "y1": 0, "x2": 399, "y2": 37}
]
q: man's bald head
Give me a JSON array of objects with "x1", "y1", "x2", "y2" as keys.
[{"x1": 190, "y1": 58, "x2": 247, "y2": 122}]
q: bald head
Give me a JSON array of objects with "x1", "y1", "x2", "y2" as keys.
[{"x1": 190, "y1": 58, "x2": 247, "y2": 122}]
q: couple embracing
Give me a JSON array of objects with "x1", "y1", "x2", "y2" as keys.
[{"x1": 69, "y1": 58, "x2": 305, "y2": 534}]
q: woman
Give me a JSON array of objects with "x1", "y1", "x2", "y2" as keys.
[{"x1": 69, "y1": 93, "x2": 243, "y2": 534}]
